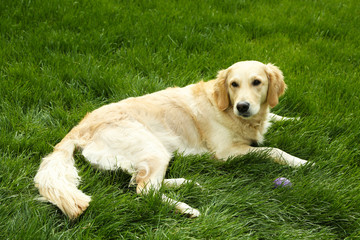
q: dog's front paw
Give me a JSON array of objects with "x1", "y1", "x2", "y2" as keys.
[
  {"x1": 293, "y1": 159, "x2": 308, "y2": 167},
  {"x1": 293, "y1": 158, "x2": 315, "y2": 167},
  {"x1": 286, "y1": 155, "x2": 308, "y2": 167}
]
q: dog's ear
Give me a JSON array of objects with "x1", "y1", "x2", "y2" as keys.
[
  {"x1": 213, "y1": 69, "x2": 230, "y2": 111},
  {"x1": 266, "y1": 63, "x2": 287, "y2": 108}
]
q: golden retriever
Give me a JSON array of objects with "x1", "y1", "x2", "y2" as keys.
[{"x1": 34, "y1": 60, "x2": 308, "y2": 219}]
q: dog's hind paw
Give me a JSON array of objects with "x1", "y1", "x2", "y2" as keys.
[{"x1": 183, "y1": 207, "x2": 200, "y2": 218}]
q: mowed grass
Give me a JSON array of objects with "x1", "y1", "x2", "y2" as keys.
[{"x1": 1, "y1": 0, "x2": 360, "y2": 239}]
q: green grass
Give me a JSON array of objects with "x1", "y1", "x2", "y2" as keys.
[{"x1": 1, "y1": 0, "x2": 360, "y2": 239}]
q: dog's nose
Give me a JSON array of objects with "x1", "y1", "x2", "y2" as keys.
[{"x1": 236, "y1": 102, "x2": 250, "y2": 113}]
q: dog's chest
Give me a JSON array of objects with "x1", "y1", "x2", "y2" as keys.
[{"x1": 208, "y1": 116, "x2": 267, "y2": 148}]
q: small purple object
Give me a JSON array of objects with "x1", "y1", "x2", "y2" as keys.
[{"x1": 273, "y1": 177, "x2": 292, "y2": 188}]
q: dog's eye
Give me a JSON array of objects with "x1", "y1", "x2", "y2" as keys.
[
  {"x1": 231, "y1": 82, "x2": 239, "y2": 87},
  {"x1": 252, "y1": 79, "x2": 261, "y2": 86}
]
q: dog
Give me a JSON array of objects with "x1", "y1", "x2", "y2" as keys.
[{"x1": 34, "y1": 60, "x2": 308, "y2": 219}]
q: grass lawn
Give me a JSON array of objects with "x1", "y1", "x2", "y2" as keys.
[{"x1": 1, "y1": 0, "x2": 360, "y2": 239}]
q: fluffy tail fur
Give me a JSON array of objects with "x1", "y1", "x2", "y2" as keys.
[{"x1": 34, "y1": 135, "x2": 91, "y2": 219}]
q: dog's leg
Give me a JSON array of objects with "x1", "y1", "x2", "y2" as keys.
[
  {"x1": 252, "y1": 147, "x2": 308, "y2": 167},
  {"x1": 135, "y1": 156, "x2": 168, "y2": 195},
  {"x1": 164, "y1": 178, "x2": 190, "y2": 187},
  {"x1": 216, "y1": 145, "x2": 308, "y2": 167},
  {"x1": 269, "y1": 113, "x2": 300, "y2": 122},
  {"x1": 163, "y1": 178, "x2": 201, "y2": 188},
  {"x1": 161, "y1": 195, "x2": 200, "y2": 218},
  {"x1": 136, "y1": 162, "x2": 200, "y2": 218},
  {"x1": 164, "y1": 178, "x2": 203, "y2": 192}
]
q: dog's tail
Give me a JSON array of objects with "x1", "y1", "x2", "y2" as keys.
[{"x1": 34, "y1": 132, "x2": 91, "y2": 219}]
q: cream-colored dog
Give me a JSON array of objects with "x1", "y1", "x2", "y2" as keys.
[{"x1": 34, "y1": 61, "x2": 308, "y2": 219}]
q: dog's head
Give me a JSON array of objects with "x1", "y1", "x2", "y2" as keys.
[{"x1": 213, "y1": 61, "x2": 286, "y2": 118}]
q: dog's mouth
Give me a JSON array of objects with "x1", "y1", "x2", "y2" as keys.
[{"x1": 238, "y1": 112, "x2": 252, "y2": 118}]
